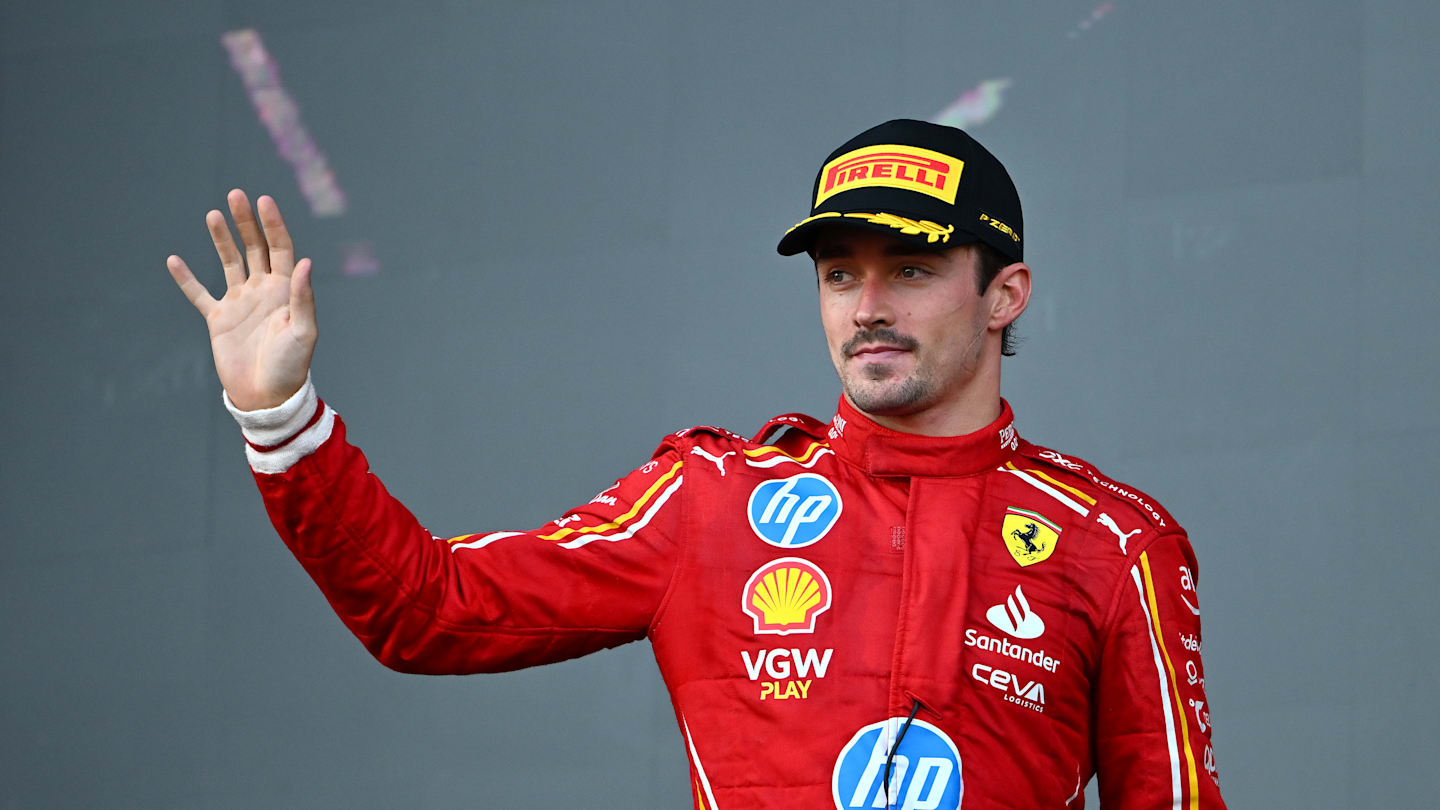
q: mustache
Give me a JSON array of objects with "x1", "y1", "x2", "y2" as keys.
[{"x1": 843, "y1": 327, "x2": 919, "y2": 357}]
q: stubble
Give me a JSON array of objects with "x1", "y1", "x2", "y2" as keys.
[{"x1": 838, "y1": 327, "x2": 934, "y2": 415}]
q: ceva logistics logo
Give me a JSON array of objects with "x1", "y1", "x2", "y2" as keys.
[
  {"x1": 833, "y1": 718, "x2": 962, "y2": 810},
  {"x1": 747, "y1": 473, "x2": 843, "y2": 548}
]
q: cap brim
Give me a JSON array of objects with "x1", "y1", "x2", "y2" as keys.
[{"x1": 776, "y1": 210, "x2": 980, "y2": 256}]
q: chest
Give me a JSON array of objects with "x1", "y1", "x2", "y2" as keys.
[{"x1": 654, "y1": 465, "x2": 1109, "y2": 718}]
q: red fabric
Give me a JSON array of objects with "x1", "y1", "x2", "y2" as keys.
[{"x1": 252, "y1": 398, "x2": 1225, "y2": 808}]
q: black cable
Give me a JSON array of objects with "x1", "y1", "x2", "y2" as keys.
[{"x1": 882, "y1": 697, "x2": 923, "y2": 807}]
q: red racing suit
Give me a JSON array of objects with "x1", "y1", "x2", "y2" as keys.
[{"x1": 229, "y1": 378, "x2": 1225, "y2": 809}]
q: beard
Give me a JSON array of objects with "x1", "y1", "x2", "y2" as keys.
[
  {"x1": 841, "y1": 361, "x2": 936, "y2": 415},
  {"x1": 837, "y1": 327, "x2": 935, "y2": 415},
  {"x1": 834, "y1": 321, "x2": 987, "y2": 417}
]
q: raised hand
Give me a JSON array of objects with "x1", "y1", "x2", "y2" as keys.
[{"x1": 167, "y1": 190, "x2": 317, "y2": 411}]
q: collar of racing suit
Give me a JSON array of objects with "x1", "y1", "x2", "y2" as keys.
[{"x1": 825, "y1": 396, "x2": 1021, "y2": 477}]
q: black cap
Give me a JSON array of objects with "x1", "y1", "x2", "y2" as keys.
[{"x1": 776, "y1": 119, "x2": 1023, "y2": 261}]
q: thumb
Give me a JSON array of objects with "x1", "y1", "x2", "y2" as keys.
[{"x1": 289, "y1": 258, "x2": 317, "y2": 336}]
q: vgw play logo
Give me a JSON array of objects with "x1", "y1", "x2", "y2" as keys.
[
  {"x1": 833, "y1": 718, "x2": 962, "y2": 809},
  {"x1": 747, "y1": 473, "x2": 842, "y2": 548}
]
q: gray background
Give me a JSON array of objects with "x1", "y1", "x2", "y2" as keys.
[{"x1": 3, "y1": 0, "x2": 1435, "y2": 806}]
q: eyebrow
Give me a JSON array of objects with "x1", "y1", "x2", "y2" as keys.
[{"x1": 812, "y1": 241, "x2": 948, "y2": 261}]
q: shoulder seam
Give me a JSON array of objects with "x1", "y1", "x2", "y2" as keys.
[
  {"x1": 1020, "y1": 444, "x2": 1175, "y2": 531},
  {"x1": 753, "y1": 412, "x2": 828, "y2": 445},
  {"x1": 647, "y1": 443, "x2": 689, "y2": 639},
  {"x1": 1094, "y1": 529, "x2": 1187, "y2": 653}
]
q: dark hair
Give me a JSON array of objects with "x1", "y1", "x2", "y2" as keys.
[{"x1": 972, "y1": 242, "x2": 1019, "y2": 357}]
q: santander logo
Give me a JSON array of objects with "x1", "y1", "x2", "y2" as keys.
[{"x1": 985, "y1": 585, "x2": 1045, "y2": 640}]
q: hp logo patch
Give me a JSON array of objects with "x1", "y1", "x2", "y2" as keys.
[
  {"x1": 833, "y1": 718, "x2": 962, "y2": 810},
  {"x1": 747, "y1": 473, "x2": 843, "y2": 548}
]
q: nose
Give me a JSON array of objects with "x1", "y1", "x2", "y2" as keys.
[{"x1": 851, "y1": 277, "x2": 895, "y2": 329}]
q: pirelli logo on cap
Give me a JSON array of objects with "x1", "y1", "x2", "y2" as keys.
[{"x1": 815, "y1": 144, "x2": 963, "y2": 207}]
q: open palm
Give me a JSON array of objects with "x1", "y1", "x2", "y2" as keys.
[{"x1": 167, "y1": 190, "x2": 317, "y2": 411}]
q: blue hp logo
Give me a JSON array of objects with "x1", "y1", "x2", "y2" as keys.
[
  {"x1": 832, "y1": 719, "x2": 962, "y2": 810},
  {"x1": 746, "y1": 473, "x2": 842, "y2": 548}
]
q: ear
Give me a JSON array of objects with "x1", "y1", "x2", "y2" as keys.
[{"x1": 987, "y1": 262, "x2": 1031, "y2": 331}]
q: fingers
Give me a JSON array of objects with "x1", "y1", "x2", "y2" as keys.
[
  {"x1": 202, "y1": 190, "x2": 291, "y2": 288},
  {"x1": 206, "y1": 210, "x2": 246, "y2": 288},
  {"x1": 166, "y1": 255, "x2": 217, "y2": 317},
  {"x1": 256, "y1": 195, "x2": 296, "y2": 277},
  {"x1": 289, "y1": 258, "x2": 317, "y2": 336},
  {"x1": 228, "y1": 188, "x2": 271, "y2": 276}
]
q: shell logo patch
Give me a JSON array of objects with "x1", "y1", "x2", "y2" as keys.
[
  {"x1": 816, "y1": 144, "x2": 964, "y2": 207},
  {"x1": 742, "y1": 557, "x2": 832, "y2": 635},
  {"x1": 1001, "y1": 507, "x2": 1061, "y2": 567}
]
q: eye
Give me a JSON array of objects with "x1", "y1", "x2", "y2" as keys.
[
  {"x1": 898, "y1": 265, "x2": 930, "y2": 280},
  {"x1": 823, "y1": 268, "x2": 852, "y2": 285}
]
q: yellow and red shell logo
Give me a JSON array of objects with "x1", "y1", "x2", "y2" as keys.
[
  {"x1": 815, "y1": 144, "x2": 964, "y2": 207},
  {"x1": 742, "y1": 557, "x2": 833, "y2": 635}
]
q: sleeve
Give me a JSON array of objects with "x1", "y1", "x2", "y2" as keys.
[
  {"x1": 1093, "y1": 531, "x2": 1226, "y2": 809},
  {"x1": 225, "y1": 378, "x2": 687, "y2": 675}
]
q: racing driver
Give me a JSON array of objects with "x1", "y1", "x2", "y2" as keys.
[{"x1": 167, "y1": 119, "x2": 1226, "y2": 808}]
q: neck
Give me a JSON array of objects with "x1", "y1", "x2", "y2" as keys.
[{"x1": 848, "y1": 357, "x2": 1003, "y2": 437}]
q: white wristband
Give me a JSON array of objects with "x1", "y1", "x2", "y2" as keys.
[{"x1": 222, "y1": 374, "x2": 318, "y2": 447}]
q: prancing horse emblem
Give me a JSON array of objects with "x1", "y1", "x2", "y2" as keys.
[
  {"x1": 1011, "y1": 522, "x2": 1041, "y2": 554},
  {"x1": 1001, "y1": 507, "x2": 1061, "y2": 567}
]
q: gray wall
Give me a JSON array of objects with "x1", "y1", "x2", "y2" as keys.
[{"x1": 3, "y1": 0, "x2": 1435, "y2": 806}]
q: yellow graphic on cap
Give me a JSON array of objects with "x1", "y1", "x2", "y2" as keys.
[
  {"x1": 816, "y1": 144, "x2": 964, "y2": 206},
  {"x1": 784, "y1": 211, "x2": 954, "y2": 244},
  {"x1": 1002, "y1": 506, "x2": 1061, "y2": 567},
  {"x1": 980, "y1": 212, "x2": 1020, "y2": 243}
]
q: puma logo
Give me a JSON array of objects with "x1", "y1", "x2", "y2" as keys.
[
  {"x1": 1097, "y1": 512, "x2": 1141, "y2": 553},
  {"x1": 690, "y1": 446, "x2": 736, "y2": 476}
]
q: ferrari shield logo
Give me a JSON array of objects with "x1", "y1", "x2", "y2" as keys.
[{"x1": 1001, "y1": 507, "x2": 1061, "y2": 567}]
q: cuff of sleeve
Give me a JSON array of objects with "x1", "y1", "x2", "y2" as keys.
[
  {"x1": 223, "y1": 375, "x2": 318, "y2": 447},
  {"x1": 222, "y1": 375, "x2": 337, "y2": 475}
]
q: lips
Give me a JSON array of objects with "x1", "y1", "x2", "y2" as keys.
[
  {"x1": 841, "y1": 329, "x2": 919, "y2": 359},
  {"x1": 850, "y1": 345, "x2": 910, "y2": 360}
]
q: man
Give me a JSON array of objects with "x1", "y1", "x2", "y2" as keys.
[{"x1": 168, "y1": 120, "x2": 1225, "y2": 808}]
